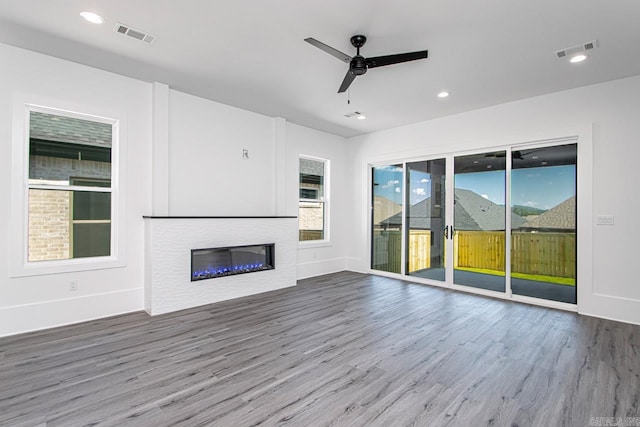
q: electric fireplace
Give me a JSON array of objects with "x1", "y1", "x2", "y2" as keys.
[{"x1": 191, "y1": 243, "x2": 275, "y2": 281}]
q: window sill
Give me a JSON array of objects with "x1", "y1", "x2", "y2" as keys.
[
  {"x1": 298, "y1": 240, "x2": 332, "y2": 249},
  {"x1": 10, "y1": 256, "x2": 125, "y2": 278}
]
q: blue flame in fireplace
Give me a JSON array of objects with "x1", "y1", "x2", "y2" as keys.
[{"x1": 192, "y1": 263, "x2": 267, "y2": 280}]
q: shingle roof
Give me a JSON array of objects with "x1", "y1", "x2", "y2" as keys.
[
  {"x1": 373, "y1": 196, "x2": 402, "y2": 225},
  {"x1": 523, "y1": 196, "x2": 575, "y2": 231},
  {"x1": 381, "y1": 189, "x2": 526, "y2": 231},
  {"x1": 29, "y1": 111, "x2": 112, "y2": 147},
  {"x1": 455, "y1": 189, "x2": 527, "y2": 230}
]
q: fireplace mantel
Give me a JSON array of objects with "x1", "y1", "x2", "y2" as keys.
[{"x1": 144, "y1": 216, "x2": 297, "y2": 315}]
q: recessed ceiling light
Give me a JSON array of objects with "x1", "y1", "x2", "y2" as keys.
[
  {"x1": 570, "y1": 54, "x2": 588, "y2": 63},
  {"x1": 437, "y1": 91, "x2": 450, "y2": 98},
  {"x1": 80, "y1": 11, "x2": 104, "y2": 24},
  {"x1": 357, "y1": 114, "x2": 366, "y2": 120}
]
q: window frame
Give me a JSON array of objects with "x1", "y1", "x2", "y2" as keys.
[
  {"x1": 10, "y1": 100, "x2": 126, "y2": 277},
  {"x1": 298, "y1": 155, "x2": 330, "y2": 246}
]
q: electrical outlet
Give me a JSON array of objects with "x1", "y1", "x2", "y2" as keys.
[
  {"x1": 596, "y1": 215, "x2": 615, "y2": 225},
  {"x1": 69, "y1": 280, "x2": 79, "y2": 291}
]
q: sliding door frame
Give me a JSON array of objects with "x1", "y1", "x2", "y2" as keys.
[
  {"x1": 506, "y1": 138, "x2": 579, "y2": 308},
  {"x1": 367, "y1": 134, "x2": 587, "y2": 313}
]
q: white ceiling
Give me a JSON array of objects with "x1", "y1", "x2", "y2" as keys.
[{"x1": 1, "y1": 1, "x2": 639, "y2": 137}]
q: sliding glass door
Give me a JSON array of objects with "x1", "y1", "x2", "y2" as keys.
[
  {"x1": 371, "y1": 164, "x2": 404, "y2": 274},
  {"x1": 510, "y1": 144, "x2": 577, "y2": 304},
  {"x1": 453, "y1": 151, "x2": 507, "y2": 292},
  {"x1": 369, "y1": 141, "x2": 578, "y2": 306},
  {"x1": 406, "y1": 159, "x2": 447, "y2": 282}
]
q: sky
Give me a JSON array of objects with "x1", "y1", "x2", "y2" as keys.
[
  {"x1": 374, "y1": 164, "x2": 576, "y2": 211},
  {"x1": 457, "y1": 165, "x2": 576, "y2": 209},
  {"x1": 373, "y1": 165, "x2": 404, "y2": 204},
  {"x1": 511, "y1": 165, "x2": 576, "y2": 209}
]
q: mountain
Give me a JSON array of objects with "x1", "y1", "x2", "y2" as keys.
[{"x1": 512, "y1": 205, "x2": 546, "y2": 217}]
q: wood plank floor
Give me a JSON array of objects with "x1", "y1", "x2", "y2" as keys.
[{"x1": 1, "y1": 271, "x2": 639, "y2": 426}]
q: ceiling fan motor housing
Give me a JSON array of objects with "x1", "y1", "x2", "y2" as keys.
[{"x1": 351, "y1": 56, "x2": 368, "y2": 75}]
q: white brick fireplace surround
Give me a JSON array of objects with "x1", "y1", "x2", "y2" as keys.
[{"x1": 144, "y1": 216, "x2": 297, "y2": 315}]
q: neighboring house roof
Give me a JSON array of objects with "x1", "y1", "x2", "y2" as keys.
[
  {"x1": 373, "y1": 196, "x2": 402, "y2": 225},
  {"x1": 381, "y1": 188, "x2": 526, "y2": 231},
  {"x1": 30, "y1": 111, "x2": 112, "y2": 148},
  {"x1": 523, "y1": 196, "x2": 575, "y2": 231}
]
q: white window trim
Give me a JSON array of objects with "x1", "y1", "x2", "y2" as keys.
[
  {"x1": 298, "y1": 155, "x2": 330, "y2": 245},
  {"x1": 9, "y1": 96, "x2": 127, "y2": 277}
]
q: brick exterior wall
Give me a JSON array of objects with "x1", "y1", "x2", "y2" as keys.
[
  {"x1": 298, "y1": 202, "x2": 324, "y2": 230},
  {"x1": 27, "y1": 156, "x2": 111, "y2": 261},
  {"x1": 28, "y1": 189, "x2": 71, "y2": 261}
]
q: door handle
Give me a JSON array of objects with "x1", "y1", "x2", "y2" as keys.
[{"x1": 445, "y1": 225, "x2": 449, "y2": 239}]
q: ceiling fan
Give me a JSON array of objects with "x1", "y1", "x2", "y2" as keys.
[{"x1": 304, "y1": 35, "x2": 429, "y2": 93}]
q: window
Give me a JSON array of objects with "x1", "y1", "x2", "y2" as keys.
[
  {"x1": 27, "y1": 109, "x2": 114, "y2": 261},
  {"x1": 299, "y1": 157, "x2": 328, "y2": 242}
]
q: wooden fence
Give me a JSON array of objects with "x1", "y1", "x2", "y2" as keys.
[
  {"x1": 372, "y1": 230, "x2": 403, "y2": 273},
  {"x1": 372, "y1": 230, "x2": 432, "y2": 274},
  {"x1": 300, "y1": 230, "x2": 323, "y2": 241},
  {"x1": 372, "y1": 229, "x2": 576, "y2": 279},
  {"x1": 510, "y1": 231, "x2": 575, "y2": 278},
  {"x1": 407, "y1": 230, "x2": 432, "y2": 272}
]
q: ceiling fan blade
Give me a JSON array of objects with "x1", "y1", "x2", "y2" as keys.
[
  {"x1": 304, "y1": 38, "x2": 352, "y2": 63},
  {"x1": 338, "y1": 71, "x2": 357, "y2": 93},
  {"x1": 366, "y1": 50, "x2": 428, "y2": 68}
]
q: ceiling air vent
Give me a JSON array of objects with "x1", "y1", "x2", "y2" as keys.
[
  {"x1": 555, "y1": 40, "x2": 598, "y2": 59},
  {"x1": 344, "y1": 111, "x2": 364, "y2": 118},
  {"x1": 115, "y1": 23, "x2": 156, "y2": 44}
]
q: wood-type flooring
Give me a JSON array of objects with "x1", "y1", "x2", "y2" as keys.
[{"x1": 1, "y1": 271, "x2": 639, "y2": 426}]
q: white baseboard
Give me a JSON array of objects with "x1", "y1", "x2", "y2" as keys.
[
  {"x1": 0, "y1": 288, "x2": 144, "y2": 338},
  {"x1": 297, "y1": 257, "x2": 347, "y2": 280},
  {"x1": 579, "y1": 293, "x2": 640, "y2": 326}
]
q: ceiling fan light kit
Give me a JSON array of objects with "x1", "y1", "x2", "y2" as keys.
[{"x1": 305, "y1": 34, "x2": 429, "y2": 93}]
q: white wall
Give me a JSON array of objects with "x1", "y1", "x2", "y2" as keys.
[
  {"x1": 347, "y1": 75, "x2": 640, "y2": 325},
  {"x1": 0, "y1": 43, "x2": 152, "y2": 337},
  {"x1": 168, "y1": 90, "x2": 277, "y2": 216},
  {"x1": 163, "y1": 92, "x2": 351, "y2": 280},
  {"x1": 285, "y1": 123, "x2": 349, "y2": 279},
  {"x1": 0, "y1": 43, "x2": 350, "y2": 336}
]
